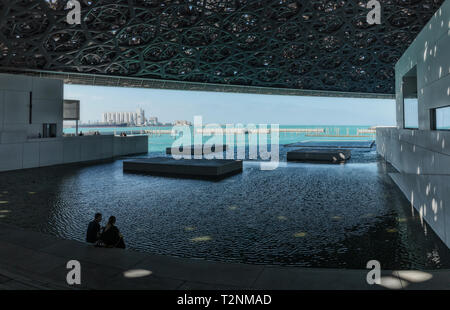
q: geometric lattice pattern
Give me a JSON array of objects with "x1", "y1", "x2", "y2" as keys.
[{"x1": 0, "y1": 0, "x2": 444, "y2": 94}]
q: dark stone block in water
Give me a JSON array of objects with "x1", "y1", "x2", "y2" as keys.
[
  {"x1": 166, "y1": 145, "x2": 228, "y2": 155},
  {"x1": 123, "y1": 157, "x2": 242, "y2": 180},
  {"x1": 287, "y1": 149, "x2": 351, "y2": 163}
]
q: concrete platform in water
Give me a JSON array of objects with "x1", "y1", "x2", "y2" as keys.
[
  {"x1": 123, "y1": 157, "x2": 242, "y2": 180},
  {"x1": 287, "y1": 149, "x2": 351, "y2": 163},
  {"x1": 166, "y1": 144, "x2": 228, "y2": 155}
]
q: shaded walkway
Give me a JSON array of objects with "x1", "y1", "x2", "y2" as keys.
[{"x1": 0, "y1": 223, "x2": 449, "y2": 290}]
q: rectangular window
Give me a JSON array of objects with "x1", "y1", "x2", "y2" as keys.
[
  {"x1": 403, "y1": 98, "x2": 419, "y2": 129},
  {"x1": 43, "y1": 124, "x2": 57, "y2": 138},
  {"x1": 432, "y1": 106, "x2": 450, "y2": 130},
  {"x1": 402, "y1": 67, "x2": 418, "y2": 130}
]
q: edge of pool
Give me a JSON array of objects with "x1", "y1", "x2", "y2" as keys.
[{"x1": 0, "y1": 223, "x2": 448, "y2": 290}]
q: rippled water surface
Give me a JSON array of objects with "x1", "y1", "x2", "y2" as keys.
[{"x1": 1, "y1": 146, "x2": 449, "y2": 269}]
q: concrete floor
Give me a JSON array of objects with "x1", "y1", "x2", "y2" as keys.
[{"x1": 0, "y1": 223, "x2": 449, "y2": 290}]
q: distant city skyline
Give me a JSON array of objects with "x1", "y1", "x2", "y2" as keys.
[
  {"x1": 102, "y1": 108, "x2": 147, "y2": 126},
  {"x1": 64, "y1": 84, "x2": 396, "y2": 126}
]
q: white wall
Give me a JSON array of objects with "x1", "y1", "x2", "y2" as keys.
[
  {"x1": 0, "y1": 135, "x2": 148, "y2": 172},
  {"x1": 377, "y1": 0, "x2": 450, "y2": 248},
  {"x1": 0, "y1": 74, "x2": 63, "y2": 142},
  {"x1": 0, "y1": 73, "x2": 148, "y2": 172},
  {"x1": 389, "y1": 172, "x2": 450, "y2": 248},
  {"x1": 377, "y1": 128, "x2": 450, "y2": 175},
  {"x1": 395, "y1": 0, "x2": 450, "y2": 129}
]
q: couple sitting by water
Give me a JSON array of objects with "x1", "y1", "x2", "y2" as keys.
[{"x1": 86, "y1": 213, "x2": 126, "y2": 249}]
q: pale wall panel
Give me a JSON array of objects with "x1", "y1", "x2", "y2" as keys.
[
  {"x1": 0, "y1": 143, "x2": 23, "y2": 172},
  {"x1": 32, "y1": 99, "x2": 63, "y2": 125},
  {"x1": 39, "y1": 140, "x2": 63, "y2": 167},
  {"x1": 0, "y1": 136, "x2": 147, "y2": 172},
  {"x1": 23, "y1": 142, "x2": 40, "y2": 169},
  {"x1": 0, "y1": 75, "x2": 32, "y2": 92},
  {"x1": 32, "y1": 77, "x2": 63, "y2": 101},
  {"x1": 390, "y1": 173, "x2": 449, "y2": 247},
  {"x1": 4, "y1": 90, "x2": 29, "y2": 124},
  {"x1": 63, "y1": 139, "x2": 81, "y2": 163}
]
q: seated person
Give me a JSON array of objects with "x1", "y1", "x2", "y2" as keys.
[
  {"x1": 98, "y1": 216, "x2": 126, "y2": 249},
  {"x1": 86, "y1": 213, "x2": 102, "y2": 243}
]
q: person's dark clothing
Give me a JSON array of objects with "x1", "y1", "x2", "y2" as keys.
[
  {"x1": 86, "y1": 220, "x2": 101, "y2": 243},
  {"x1": 116, "y1": 238, "x2": 126, "y2": 249},
  {"x1": 100, "y1": 225, "x2": 126, "y2": 248}
]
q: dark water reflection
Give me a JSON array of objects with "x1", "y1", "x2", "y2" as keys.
[{"x1": 0, "y1": 147, "x2": 449, "y2": 269}]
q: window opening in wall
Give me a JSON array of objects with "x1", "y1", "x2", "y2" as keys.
[
  {"x1": 431, "y1": 106, "x2": 450, "y2": 130},
  {"x1": 43, "y1": 123, "x2": 57, "y2": 138},
  {"x1": 402, "y1": 66, "x2": 418, "y2": 129}
]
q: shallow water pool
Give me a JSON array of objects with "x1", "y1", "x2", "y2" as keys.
[{"x1": 0, "y1": 146, "x2": 449, "y2": 269}]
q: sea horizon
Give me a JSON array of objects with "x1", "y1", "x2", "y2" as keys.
[{"x1": 63, "y1": 125, "x2": 377, "y2": 153}]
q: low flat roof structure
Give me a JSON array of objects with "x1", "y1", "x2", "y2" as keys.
[
  {"x1": 0, "y1": 1, "x2": 444, "y2": 97},
  {"x1": 285, "y1": 140, "x2": 375, "y2": 148},
  {"x1": 123, "y1": 157, "x2": 242, "y2": 180}
]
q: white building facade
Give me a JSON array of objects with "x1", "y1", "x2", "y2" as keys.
[
  {"x1": 0, "y1": 74, "x2": 148, "y2": 172},
  {"x1": 377, "y1": 0, "x2": 450, "y2": 248}
]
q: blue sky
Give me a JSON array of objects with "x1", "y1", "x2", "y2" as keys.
[{"x1": 65, "y1": 84, "x2": 396, "y2": 126}]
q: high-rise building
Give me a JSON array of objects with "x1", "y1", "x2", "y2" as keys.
[
  {"x1": 137, "y1": 108, "x2": 145, "y2": 125},
  {"x1": 148, "y1": 117, "x2": 159, "y2": 125}
]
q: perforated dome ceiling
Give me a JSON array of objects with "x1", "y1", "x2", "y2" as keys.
[{"x1": 0, "y1": 0, "x2": 444, "y2": 95}]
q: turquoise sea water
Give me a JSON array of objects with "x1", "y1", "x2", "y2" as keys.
[{"x1": 64, "y1": 125, "x2": 376, "y2": 153}]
